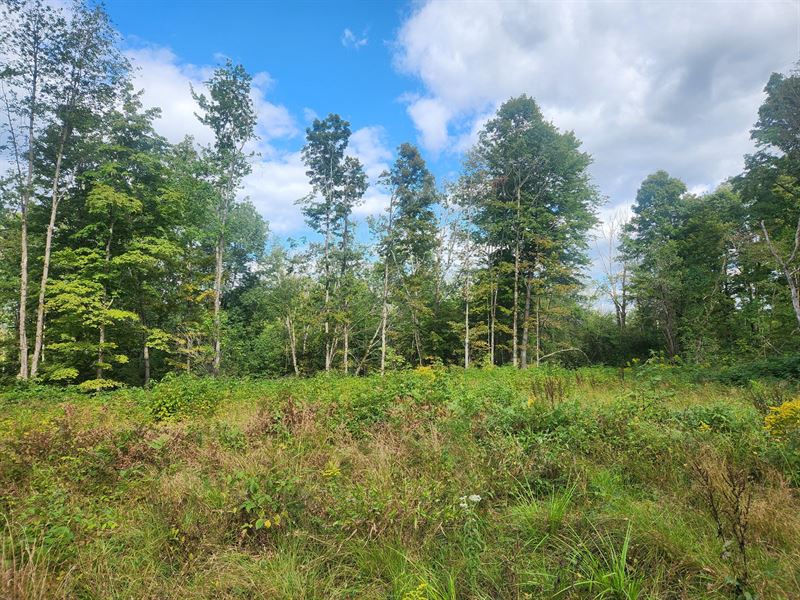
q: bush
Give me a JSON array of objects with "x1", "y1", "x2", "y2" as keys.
[
  {"x1": 145, "y1": 374, "x2": 227, "y2": 421},
  {"x1": 764, "y1": 398, "x2": 800, "y2": 438},
  {"x1": 716, "y1": 355, "x2": 800, "y2": 385}
]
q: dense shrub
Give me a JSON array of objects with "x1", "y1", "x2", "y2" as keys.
[
  {"x1": 145, "y1": 374, "x2": 229, "y2": 420},
  {"x1": 716, "y1": 355, "x2": 800, "y2": 384}
]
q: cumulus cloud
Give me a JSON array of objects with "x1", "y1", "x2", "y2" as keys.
[
  {"x1": 126, "y1": 46, "x2": 214, "y2": 145},
  {"x1": 394, "y1": 0, "x2": 799, "y2": 213},
  {"x1": 242, "y1": 152, "x2": 310, "y2": 233},
  {"x1": 127, "y1": 45, "x2": 298, "y2": 151},
  {"x1": 341, "y1": 27, "x2": 368, "y2": 49},
  {"x1": 126, "y1": 45, "x2": 319, "y2": 234},
  {"x1": 349, "y1": 126, "x2": 392, "y2": 178},
  {"x1": 241, "y1": 126, "x2": 394, "y2": 232},
  {"x1": 406, "y1": 96, "x2": 452, "y2": 154}
]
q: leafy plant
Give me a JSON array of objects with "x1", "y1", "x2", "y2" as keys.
[
  {"x1": 764, "y1": 397, "x2": 800, "y2": 437},
  {"x1": 559, "y1": 523, "x2": 644, "y2": 600}
]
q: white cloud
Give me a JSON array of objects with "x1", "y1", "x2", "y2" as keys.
[
  {"x1": 125, "y1": 44, "x2": 394, "y2": 235},
  {"x1": 406, "y1": 97, "x2": 451, "y2": 154},
  {"x1": 303, "y1": 107, "x2": 319, "y2": 123},
  {"x1": 341, "y1": 28, "x2": 368, "y2": 49},
  {"x1": 349, "y1": 126, "x2": 393, "y2": 215},
  {"x1": 394, "y1": 0, "x2": 798, "y2": 287},
  {"x1": 395, "y1": 0, "x2": 799, "y2": 211},
  {"x1": 127, "y1": 45, "x2": 298, "y2": 151},
  {"x1": 349, "y1": 126, "x2": 392, "y2": 179},
  {"x1": 126, "y1": 46, "x2": 214, "y2": 146},
  {"x1": 241, "y1": 126, "x2": 393, "y2": 233},
  {"x1": 126, "y1": 44, "x2": 314, "y2": 233},
  {"x1": 243, "y1": 152, "x2": 310, "y2": 234}
]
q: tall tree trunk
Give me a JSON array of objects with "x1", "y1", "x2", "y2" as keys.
[
  {"x1": 356, "y1": 320, "x2": 382, "y2": 376},
  {"x1": 143, "y1": 341, "x2": 150, "y2": 387},
  {"x1": 380, "y1": 257, "x2": 389, "y2": 376},
  {"x1": 464, "y1": 278, "x2": 470, "y2": 369},
  {"x1": 340, "y1": 216, "x2": 351, "y2": 374},
  {"x1": 657, "y1": 282, "x2": 679, "y2": 357},
  {"x1": 97, "y1": 324, "x2": 105, "y2": 379},
  {"x1": 380, "y1": 198, "x2": 394, "y2": 376},
  {"x1": 30, "y1": 128, "x2": 68, "y2": 378},
  {"x1": 18, "y1": 196, "x2": 29, "y2": 379},
  {"x1": 520, "y1": 275, "x2": 532, "y2": 369},
  {"x1": 13, "y1": 31, "x2": 41, "y2": 380},
  {"x1": 761, "y1": 219, "x2": 800, "y2": 330},
  {"x1": 490, "y1": 282, "x2": 497, "y2": 365},
  {"x1": 212, "y1": 230, "x2": 224, "y2": 375},
  {"x1": 286, "y1": 315, "x2": 299, "y2": 376},
  {"x1": 535, "y1": 294, "x2": 541, "y2": 367},
  {"x1": 410, "y1": 308, "x2": 424, "y2": 366},
  {"x1": 343, "y1": 322, "x2": 349, "y2": 374},
  {"x1": 512, "y1": 186, "x2": 521, "y2": 367},
  {"x1": 97, "y1": 218, "x2": 113, "y2": 379},
  {"x1": 323, "y1": 216, "x2": 332, "y2": 371}
]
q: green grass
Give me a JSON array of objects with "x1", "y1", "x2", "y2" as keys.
[{"x1": 1, "y1": 366, "x2": 798, "y2": 599}]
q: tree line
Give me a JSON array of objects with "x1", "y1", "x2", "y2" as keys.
[{"x1": 1, "y1": 0, "x2": 798, "y2": 388}]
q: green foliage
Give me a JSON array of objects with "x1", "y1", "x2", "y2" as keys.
[
  {"x1": 1, "y1": 368, "x2": 799, "y2": 598},
  {"x1": 560, "y1": 524, "x2": 644, "y2": 600},
  {"x1": 76, "y1": 378, "x2": 122, "y2": 393},
  {"x1": 716, "y1": 355, "x2": 800, "y2": 385},
  {"x1": 145, "y1": 374, "x2": 227, "y2": 420}
]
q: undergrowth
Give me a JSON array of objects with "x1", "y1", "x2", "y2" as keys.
[{"x1": 1, "y1": 365, "x2": 798, "y2": 599}]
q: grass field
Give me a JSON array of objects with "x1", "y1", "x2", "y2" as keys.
[{"x1": 1, "y1": 365, "x2": 799, "y2": 599}]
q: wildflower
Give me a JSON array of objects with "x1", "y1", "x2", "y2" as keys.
[{"x1": 460, "y1": 494, "x2": 482, "y2": 508}]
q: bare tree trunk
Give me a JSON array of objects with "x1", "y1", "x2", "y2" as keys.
[
  {"x1": 490, "y1": 280, "x2": 497, "y2": 365},
  {"x1": 97, "y1": 219, "x2": 113, "y2": 380},
  {"x1": 380, "y1": 257, "x2": 389, "y2": 375},
  {"x1": 464, "y1": 279, "x2": 470, "y2": 369},
  {"x1": 380, "y1": 197, "x2": 393, "y2": 376},
  {"x1": 520, "y1": 275, "x2": 531, "y2": 369},
  {"x1": 619, "y1": 264, "x2": 628, "y2": 331},
  {"x1": 18, "y1": 197, "x2": 29, "y2": 379},
  {"x1": 212, "y1": 230, "x2": 224, "y2": 375},
  {"x1": 143, "y1": 342, "x2": 150, "y2": 387},
  {"x1": 343, "y1": 322, "x2": 349, "y2": 374},
  {"x1": 323, "y1": 214, "x2": 332, "y2": 371},
  {"x1": 356, "y1": 320, "x2": 382, "y2": 376},
  {"x1": 761, "y1": 219, "x2": 800, "y2": 329},
  {"x1": 535, "y1": 294, "x2": 541, "y2": 367},
  {"x1": 410, "y1": 309, "x2": 424, "y2": 366},
  {"x1": 656, "y1": 281, "x2": 679, "y2": 357},
  {"x1": 6, "y1": 35, "x2": 40, "y2": 380},
  {"x1": 286, "y1": 315, "x2": 299, "y2": 375},
  {"x1": 97, "y1": 324, "x2": 105, "y2": 379},
  {"x1": 30, "y1": 129, "x2": 67, "y2": 378},
  {"x1": 512, "y1": 186, "x2": 521, "y2": 367}
]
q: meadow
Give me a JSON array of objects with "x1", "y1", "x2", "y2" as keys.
[{"x1": 1, "y1": 363, "x2": 799, "y2": 599}]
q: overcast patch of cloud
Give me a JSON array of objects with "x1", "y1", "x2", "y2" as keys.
[{"x1": 394, "y1": 0, "x2": 799, "y2": 213}]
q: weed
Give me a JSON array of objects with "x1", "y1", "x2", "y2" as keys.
[{"x1": 690, "y1": 448, "x2": 754, "y2": 597}]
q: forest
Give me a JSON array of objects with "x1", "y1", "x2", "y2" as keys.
[
  {"x1": 0, "y1": 1, "x2": 799, "y2": 384},
  {"x1": 1, "y1": 1, "x2": 800, "y2": 599}
]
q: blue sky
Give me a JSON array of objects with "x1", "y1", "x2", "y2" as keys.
[
  {"x1": 105, "y1": 0, "x2": 799, "y2": 258},
  {"x1": 108, "y1": 0, "x2": 418, "y2": 145}
]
